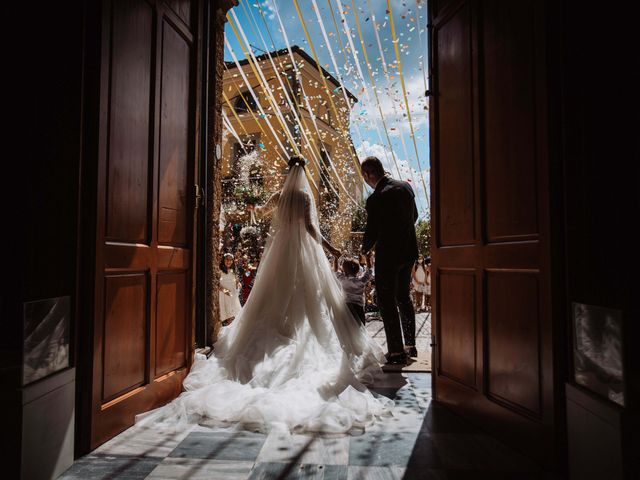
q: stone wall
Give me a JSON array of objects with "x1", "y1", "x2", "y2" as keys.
[{"x1": 207, "y1": 1, "x2": 237, "y2": 345}]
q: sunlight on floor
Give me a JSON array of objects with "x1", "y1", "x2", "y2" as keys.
[{"x1": 60, "y1": 372, "x2": 553, "y2": 480}]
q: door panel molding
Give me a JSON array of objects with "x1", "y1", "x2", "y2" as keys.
[
  {"x1": 104, "y1": 0, "x2": 153, "y2": 245},
  {"x1": 88, "y1": 0, "x2": 201, "y2": 449},
  {"x1": 433, "y1": 1, "x2": 476, "y2": 248},
  {"x1": 482, "y1": 0, "x2": 539, "y2": 243},
  {"x1": 157, "y1": 18, "x2": 191, "y2": 247},
  {"x1": 430, "y1": 0, "x2": 556, "y2": 466},
  {"x1": 437, "y1": 268, "x2": 477, "y2": 389},
  {"x1": 102, "y1": 272, "x2": 148, "y2": 402},
  {"x1": 155, "y1": 270, "x2": 188, "y2": 378},
  {"x1": 485, "y1": 269, "x2": 542, "y2": 418}
]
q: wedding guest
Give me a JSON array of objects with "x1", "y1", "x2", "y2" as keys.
[
  {"x1": 364, "y1": 279, "x2": 381, "y2": 322},
  {"x1": 411, "y1": 255, "x2": 429, "y2": 312},
  {"x1": 239, "y1": 256, "x2": 256, "y2": 305},
  {"x1": 425, "y1": 258, "x2": 432, "y2": 312},
  {"x1": 334, "y1": 254, "x2": 373, "y2": 325},
  {"x1": 234, "y1": 249, "x2": 244, "y2": 273},
  {"x1": 219, "y1": 253, "x2": 241, "y2": 326},
  {"x1": 364, "y1": 279, "x2": 377, "y2": 313}
]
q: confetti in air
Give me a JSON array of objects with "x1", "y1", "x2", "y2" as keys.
[{"x1": 220, "y1": 0, "x2": 431, "y2": 258}]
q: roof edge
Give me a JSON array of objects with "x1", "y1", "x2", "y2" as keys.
[{"x1": 224, "y1": 45, "x2": 358, "y2": 104}]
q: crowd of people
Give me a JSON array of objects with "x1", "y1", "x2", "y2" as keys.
[{"x1": 218, "y1": 244, "x2": 431, "y2": 329}]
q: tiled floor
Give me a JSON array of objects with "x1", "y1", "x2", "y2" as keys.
[
  {"x1": 60, "y1": 372, "x2": 561, "y2": 480},
  {"x1": 366, "y1": 312, "x2": 432, "y2": 356},
  {"x1": 367, "y1": 312, "x2": 432, "y2": 372}
]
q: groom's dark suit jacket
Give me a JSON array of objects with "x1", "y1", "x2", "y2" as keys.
[{"x1": 362, "y1": 176, "x2": 419, "y2": 267}]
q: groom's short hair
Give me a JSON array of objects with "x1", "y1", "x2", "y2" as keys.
[{"x1": 361, "y1": 156, "x2": 385, "y2": 178}]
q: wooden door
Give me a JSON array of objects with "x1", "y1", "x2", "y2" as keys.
[
  {"x1": 429, "y1": 0, "x2": 557, "y2": 465},
  {"x1": 90, "y1": 0, "x2": 201, "y2": 448}
]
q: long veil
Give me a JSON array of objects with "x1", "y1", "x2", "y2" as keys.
[{"x1": 138, "y1": 164, "x2": 391, "y2": 434}]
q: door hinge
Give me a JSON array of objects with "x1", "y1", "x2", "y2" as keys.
[{"x1": 195, "y1": 184, "x2": 203, "y2": 208}]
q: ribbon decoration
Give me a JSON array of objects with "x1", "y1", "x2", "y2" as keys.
[
  {"x1": 225, "y1": 36, "x2": 293, "y2": 165},
  {"x1": 292, "y1": 0, "x2": 367, "y2": 182},
  {"x1": 386, "y1": 0, "x2": 430, "y2": 209},
  {"x1": 222, "y1": 70, "x2": 289, "y2": 167},
  {"x1": 331, "y1": 0, "x2": 399, "y2": 179},
  {"x1": 349, "y1": 0, "x2": 408, "y2": 182},
  {"x1": 364, "y1": 0, "x2": 421, "y2": 188},
  {"x1": 236, "y1": 0, "x2": 362, "y2": 209}
]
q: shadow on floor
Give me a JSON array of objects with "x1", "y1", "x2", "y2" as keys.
[
  {"x1": 59, "y1": 373, "x2": 567, "y2": 480},
  {"x1": 403, "y1": 402, "x2": 565, "y2": 480}
]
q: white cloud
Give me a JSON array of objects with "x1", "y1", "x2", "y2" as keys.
[
  {"x1": 350, "y1": 73, "x2": 428, "y2": 138},
  {"x1": 260, "y1": 1, "x2": 276, "y2": 20},
  {"x1": 355, "y1": 140, "x2": 430, "y2": 217}
]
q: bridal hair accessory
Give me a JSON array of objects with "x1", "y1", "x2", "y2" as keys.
[{"x1": 288, "y1": 156, "x2": 307, "y2": 168}]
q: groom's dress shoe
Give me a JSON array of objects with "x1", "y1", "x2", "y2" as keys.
[{"x1": 386, "y1": 353, "x2": 407, "y2": 365}]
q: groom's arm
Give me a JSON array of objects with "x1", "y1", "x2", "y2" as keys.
[
  {"x1": 402, "y1": 181, "x2": 419, "y2": 223},
  {"x1": 361, "y1": 197, "x2": 379, "y2": 254}
]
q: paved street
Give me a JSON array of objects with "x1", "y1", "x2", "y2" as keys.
[{"x1": 365, "y1": 311, "x2": 432, "y2": 371}]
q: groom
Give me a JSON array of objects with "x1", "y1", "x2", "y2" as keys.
[{"x1": 360, "y1": 156, "x2": 419, "y2": 365}]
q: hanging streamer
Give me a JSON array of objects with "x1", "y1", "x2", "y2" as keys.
[
  {"x1": 225, "y1": 39, "x2": 326, "y2": 193},
  {"x1": 228, "y1": 12, "x2": 342, "y2": 200},
  {"x1": 228, "y1": 12, "x2": 302, "y2": 157},
  {"x1": 269, "y1": 0, "x2": 368, "y2": 210},
  {"x1": 223, "y1": 78, "x2": 287, "y2": 166},
  {"x1": 386, "y1": 0, "x2": 430, "y2": 209},
  {"x1": 292, "y1": 0, "x2": 367, "y2": 182},
  {"x1": 349, "y1": 0, "x2": 409, "y2": 182},
  {"x1": 237, "y1": 0, "x2": 343, "y2": 205},
  {"x1": 225, "y1": 36, "x2": 292, "y2": 162},
  {"x1": 224, "y1": 0, "x2": 431, "y2": 214},
  {"x1": 309, "y1": 0, "x2": 393, "y2": 197},
  {"x1": 237, "y1": 0, "x2": 361, "y2": 208},
  {"x1": 222, "y1": 110, "x2": 247, "y2": 152},
  {"x1": 331, "y1": 0, "x2": 401, "y2": 179},
  {"x1": 364, "y1": 0, "x2": 422, "y2": 193}
]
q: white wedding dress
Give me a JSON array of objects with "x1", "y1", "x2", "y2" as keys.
[{"x1": 139, "y1": 164, "x2": 392, "y2": 434}]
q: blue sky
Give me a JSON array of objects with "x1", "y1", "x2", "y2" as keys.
[{"x1": 224, "y1": 0, "x2": 430, "y2": 218}]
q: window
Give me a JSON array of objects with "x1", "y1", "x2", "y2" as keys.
[
  {"x1": 284, "y1": 70, "x2": 299, "y2": 105},
  {"x1": 234, "y1": 90, "x2": 257, "y2": 112},
  {"x1": 324, "y1": 106, "x2": 331, "y2": 126}
]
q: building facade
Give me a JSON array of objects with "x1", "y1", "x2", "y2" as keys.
[{"x1": 221, "y1": 46, "x2": 363, "y2": 247}]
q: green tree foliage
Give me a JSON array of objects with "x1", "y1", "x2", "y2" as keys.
[{"x1": 416, "y1": 218, "x2": 431, "y2": 258}]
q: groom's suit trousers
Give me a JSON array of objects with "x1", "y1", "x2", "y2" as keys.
[{"x1": 375, "y1": 260, "x2": 416, "y2": 354}]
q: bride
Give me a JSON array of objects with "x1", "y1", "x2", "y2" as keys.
[{"x1": 141, "y1": 156, "x2": 392, "y2": 434}]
